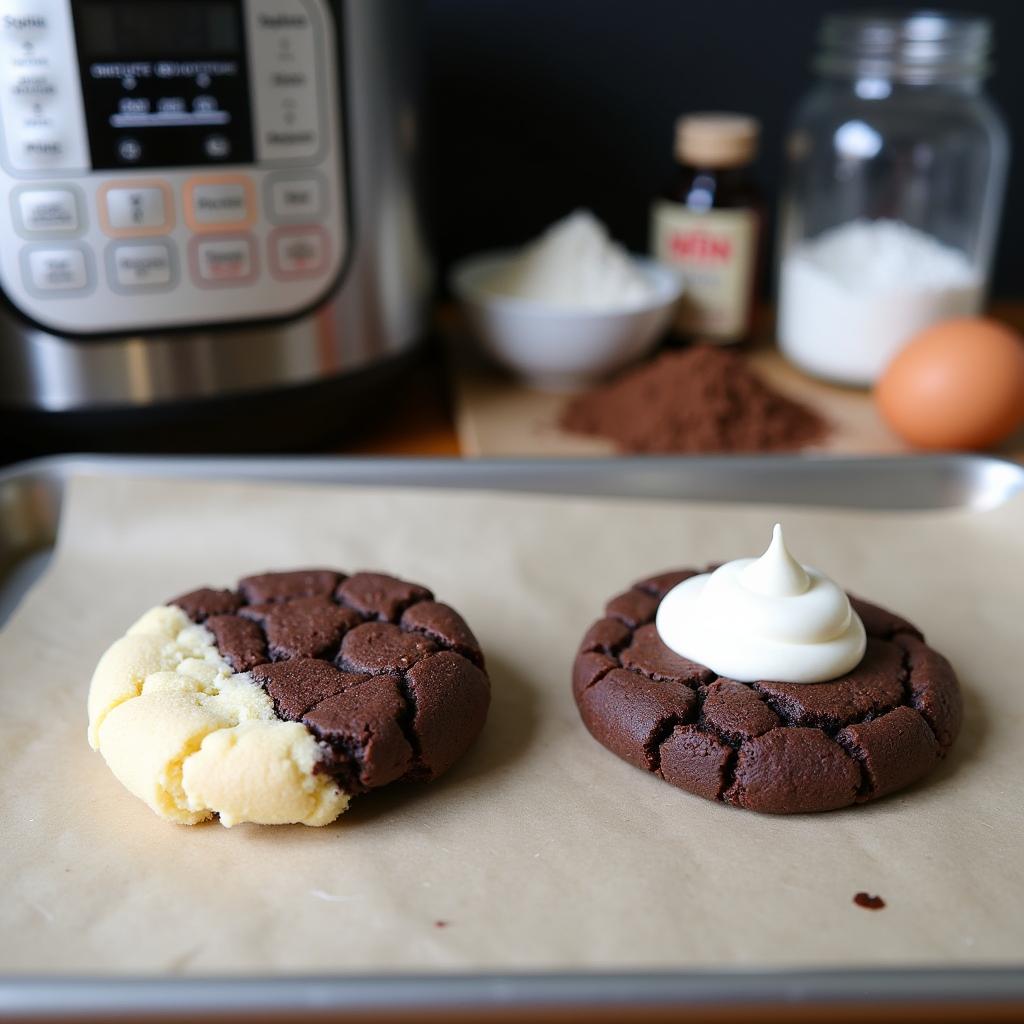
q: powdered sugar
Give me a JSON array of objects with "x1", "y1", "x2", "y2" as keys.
[{"x1": 778, "y1": 219, "x2": 983, "y2": 385}]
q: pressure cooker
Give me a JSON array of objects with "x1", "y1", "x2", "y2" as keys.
[{"x1": 0, "y1": 0, "x2": 430, "y2": 451}]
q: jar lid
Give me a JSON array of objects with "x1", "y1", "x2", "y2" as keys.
[
  {"x1": 674, "y1": 113, "x2": 760, "y2": 168},
  {"x1": 815, "y1": 12, "x2": 991, "y2": 83}
]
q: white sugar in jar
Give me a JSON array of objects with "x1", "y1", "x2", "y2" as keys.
[
  {"x1": 776, "y1": 12, "x2": 1007, "y2": 386},
  {"x1": 778, "y1": 219, "x2": 984, "y2": 385}
]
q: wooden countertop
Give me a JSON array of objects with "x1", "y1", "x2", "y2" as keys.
[{"x1": 331, "y1": 343, "x2": 461, "y2": 457}]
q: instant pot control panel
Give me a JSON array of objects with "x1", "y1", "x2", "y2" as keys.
[{"x1": 0, "y1": 0, "x2": 346, "y2": 335}]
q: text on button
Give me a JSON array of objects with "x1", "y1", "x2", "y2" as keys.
[
  {"x1": 184, "y1": 177, "x2": 256, "y2": 231},
  {"x1": 103, "y1": 185, "x2": 170, "y2": 233},
  {"x1": 21, "y1": 137, "x2": 63, "y2": 160},
  {"x1": 192, "y1": 184, "x2": 249, "y2": 224},
  {"x1": 269, "y1": 177, "x2": 322, "y2": 220},
  {"x1": 26, "y1": 248, "x2": 87, "y2": 291},
  {"x1": 16, "y1": 189, "x2": 79, "y2": 233},
  {"x1": 270, "y1": 226, "x2": 327, "y2": 278},
  {"x1": 112, "y1": 243, "x2": 173, "y2": 288},
  {"x1": 193, "y1": 237, "x2": 256, "y2": 285}
]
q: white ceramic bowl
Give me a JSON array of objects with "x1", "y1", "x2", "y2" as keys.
[{"x1": 450, "y1": 251, "x2": 684, "y2": 390}]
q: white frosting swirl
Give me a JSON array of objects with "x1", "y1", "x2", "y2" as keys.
[{"x1": 655, "y1": 524, "x2": 866, "y2": 684}]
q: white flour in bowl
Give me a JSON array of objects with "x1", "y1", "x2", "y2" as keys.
[
  {"x1": 486, "y1": 210, "x2": 657, "y2": 310},
  {"x1": 778, "y1": 218, "x2": 983, "y2": 385}
]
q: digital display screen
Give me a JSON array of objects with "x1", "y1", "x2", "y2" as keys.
[{"x1": 72, "y1": 0, "x2": 254, "y2": 169}]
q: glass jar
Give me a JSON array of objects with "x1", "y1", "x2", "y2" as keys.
[{"x1": 776, "y1": 12, "x2": 1009, "y2": 385}]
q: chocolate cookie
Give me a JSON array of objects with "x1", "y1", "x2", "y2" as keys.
[
  {"x1": 573, "y1": 568, "x2": 961, "y2": 814},
  {"x1": 88, "y1": 570, "x2": 489, "y2": 827}
]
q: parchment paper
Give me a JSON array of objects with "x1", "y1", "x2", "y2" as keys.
[{"x1": 1, "y1": 474, "x2": 1022, "y2": 974}]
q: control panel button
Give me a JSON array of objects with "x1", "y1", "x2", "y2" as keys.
[
  {"x1": 14, "y1": 187, "x2": 80, "y2": 234},
  {"x1": 191, "y1": 235, "x2": 257, "y2": 286},
  {"x1": 184, "y1": 176, "x2": 255, "y2": 231},
  {"x1": 117, "y1": 138, "x2": 143, "y2": 164},
  {"x1": 99, "y1": 181, "x2": 173, "y2": 236},
  {"x1": 23, "y1": 246, "x2": 89, "y2": 293},
  {"x1": 268, "y1": 175, "x2": 324, "y2": 222},
  {"x1": 109, "y1": 242, "x2": 175, "y2": 291},
  {"x1": 192, "y1": 183, "x2": 249, "y2": 225},
  {"x1": 204, "y1": 135, "x2": 231, "y2": 159},
  {"x1": 106, "y1": 187, "x2": 166, "y2": 229},
  {"x1": 19, "y1": 134, "x2": 65, "y2": 162},
  {"x1": 269, "y1": 226, "x2": 328, "y2": 278}
]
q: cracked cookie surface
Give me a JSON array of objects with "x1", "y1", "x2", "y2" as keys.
[
  {"x1": 88, "y1": 570, "x2": 490, "y2": 827},
  {"x1": 573, "y1": 567, "x2": 961, "y2": 814}
]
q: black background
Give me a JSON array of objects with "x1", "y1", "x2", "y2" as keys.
[{"x1": 423, "y1": 0, "x2": 1023, "y2": 297}]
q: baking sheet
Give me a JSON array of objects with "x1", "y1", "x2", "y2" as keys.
[{"x1": 1, "y1": 473, "x2": 1022, "y2": 975}]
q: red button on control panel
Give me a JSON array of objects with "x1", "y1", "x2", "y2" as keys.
[
  {"x1": 269, "y1": 226, "x2": 329, "y2": 280},
  {"x1": 189, "y1": 234, "x2": 258, "y2": 288}
]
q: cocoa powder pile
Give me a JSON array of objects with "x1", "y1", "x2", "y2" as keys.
[{"x1": 560, "y1": 345, "x2": 828, "y2": 453}]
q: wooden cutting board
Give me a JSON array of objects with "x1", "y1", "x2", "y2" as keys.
[{"x1": 446, "y1": 306, "x2": 1024, "y2": 461}]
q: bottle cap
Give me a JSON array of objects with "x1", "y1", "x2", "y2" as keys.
[{"x1": 675, "y1": 113, "x2": 760, "y2": 168}]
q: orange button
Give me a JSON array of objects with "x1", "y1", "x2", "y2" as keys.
[{"x1": 183, "y1": 174, "x2": 256, "y2": 233}]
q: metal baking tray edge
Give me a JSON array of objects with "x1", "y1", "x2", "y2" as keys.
[{"x1": 1, "y1": 452, "x2": 1022, "y2": 1019}]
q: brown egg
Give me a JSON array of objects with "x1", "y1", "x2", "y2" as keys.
[{"x1": 875, "y1": 317, "x2": 1024, "y2": 450}]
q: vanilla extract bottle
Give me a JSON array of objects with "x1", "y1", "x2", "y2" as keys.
[{"x1": 651, "y1": 113, "x2": 763, "y2": 346}]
